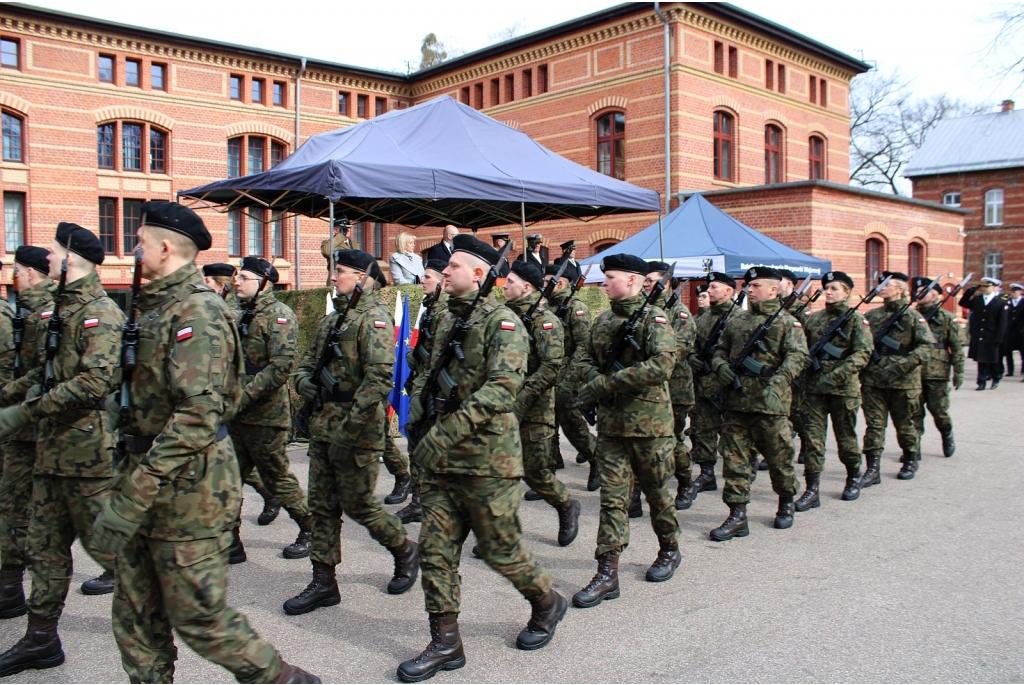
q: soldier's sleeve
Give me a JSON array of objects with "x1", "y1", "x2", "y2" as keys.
[
  {"x1": 336, "y1": 312, "x2": 394, "y2": 442},
  {"x1": 948, "y1": 314, "x2": 966, "y2": 376},
  {"x1": 600, "y1": 309, "x2": 674, "y2": 392},
  {"x1": 0, "y1": 314, "x2": 15, "y2": 386},
  {"x1": 906, "y1": 311, "x2": 937, "y2": 366},
  {"x1": 709, "y1": 318, "x2": 736, "y2": 374},
  {"x1": 774, "y1": 316, "x2": 810, "y2": 385},
  {"x1": 514, "y1": 317, "x2": 565, "y2": 414},
  {"x1": 25, "y1": 301, "x2": 122, "y2": 420},
  {"x1": 843, "y1": 313, "x2": 874, "y2": 376},
  {"x1": 673, "y1": 306, "x2": 697, "y2": 357},
  {"x1": 294, "y1": 316, "x2": 329, "y2": 388},
  {"x1": 242, "y1": 307, "x2": 297, "y2": 404},
  {"x1": 571, "y1": 312, "x2": 599, "y2": 385}
]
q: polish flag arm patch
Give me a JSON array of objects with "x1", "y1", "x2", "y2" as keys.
[
  {"x1": 373, "y1": 320, "x2": 387, "y2": 328},
  {"x1": 83, "y1": 318, "x2": 99, "y2": 328},
  {"x1": 862, "y1": 319, "x2": 872, "y2": 326},
  {"x1": 176, "y1": 327, "x2": 193, "y2": 342},
  {"x1": 793, "y1": 321, "x2": 803, "y2": 328},
  {"x1": 542, "y1": 322, "x2": 554, "y2": 330},
  {"x1": 679, "y1": 312, "x2": 688, "y2": 319},
  {"x1": 654, "y1": 316, "x2": 667, "y2": 324},
  {"x1": 276, "y1": 317, "x2": 289, "y2": 325},
  {"x1": 40, "y1": 311, "x2": 53, "y2": 320},
  {"x1": 500, "y1": 321, "x2": 516, "y2": 331},
  {"x1": 918, "y1": 318, "x2": 927, "y2": 323},
  {"x1": 575, "y1": 310, "x2": 585, "y2": 317}
]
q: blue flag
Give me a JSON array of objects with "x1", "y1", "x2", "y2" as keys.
[{"x1": 390, "y1": 294, "x2": 412, "y2": 437}]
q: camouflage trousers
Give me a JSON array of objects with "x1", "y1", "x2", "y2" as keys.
[
  {"x1": 552, "y1": 383, "x2": 596, "y2": 464},
  {"x1": 419, "y1": 472, "x2": 551, "y2": 615},
  {"x1": 520, "y1": 422, "x2": 569, "y2": 508},
  {"x1": 231, "y1": 424, "x2": 309, "y2": 521},
  {"x1": 0, "y1": 441, "x2": 35, "y2": 571},
  {"x1": 242, "y1": 467, "x2": 270, "y2": 497},
  {"x1": 25, "y1": 473, "x2": 116, "y2": 620},
  {"x1": 112, "y1": 531, "x2": 283, "y2": 684},
  {"x1": 720, "y1": 411, "x2": 798, "y2": 504},
  {"x1": 791, "y1": 385, "x2": 810, "y2": 460},
  {"x1": 383, "y1": 432, "x2": 410, "y2": 478},
  {"x1": 915, "y1": 379, "x2": 953, "y2": 435},
  {"x1": 689, "y1": 399, "x2": 722, "y2": 465},
  {"x1": 595, "y1": 435, "x2": 679, "y2": 558},
  {"x1": 801, "y1": 394, "x2": 862, "y2": 474},
  {"x1": 671, "y1": 403, "x2": 694, "y2": 479},
  {"x1": 307, "y1": 440, "x2": 405, "y2": 567},
  {"x1": 861, "y1": 385, "x2": 921, "y2": 457}
]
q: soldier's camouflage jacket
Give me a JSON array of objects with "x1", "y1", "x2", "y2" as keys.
[
  {"x1": 0, "y1": 297, "x2": 15, "y2": 392},
  {"x1": 233, "y1": 292, "x2": 297, "y2": 429},
  {"x1": 2, "y1": 281, "x2": 55, "y2": 443},
  {"x1": 409, "y1": 290, "x2": 527, "y2": 478},
  {"x1": 666, "y1": 299, "x2": 696, "y2": 406},
  {"x1": 917, "y1": 303, "x2": 965, "y2": 382},
  {"x1": 507, "y1": 292, "x2": 564, "y2": 426},
  {"x1": 689, "y1": 300, "x2": 737, "y2": 399},
  {"x1": 111, "y1": 263, "x2": 244, "y2": 541},
  {"x1": 547, "y1": 291, "x2": 591, "y2": 390},
  {"x1": 575, "y1": 293, "x2": 675, "y2": 438},
  {"x1": 711, "y1": 298, "x2": 808, "y2": 415},
  {"x1": 24, "y1": 271, "x2": 123, "y2": 477},
  {"x1": 860, "y1": 297, "x2": 935, "y2": 389},
  {"x1": 802, "y1": 300, "x2": 873, "y2": 397},
  {"x1": 295, "y1": 289, "x2": 393, "y2": 452}
]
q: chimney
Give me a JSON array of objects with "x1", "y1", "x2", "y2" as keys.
[{"x1": 1002, "y1": 99, "x2": 1015, "y2": 113}]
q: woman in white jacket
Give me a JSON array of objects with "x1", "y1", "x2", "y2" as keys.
[{"x1": 389, "y1": 231, "x2": 425, "y2": 285}]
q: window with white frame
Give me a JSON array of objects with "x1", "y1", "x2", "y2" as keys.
[
  {"x1": 942, "y1": 192, "x2": 961, "y2": 207},
  {"x1": 984, "y1": 252, "x2": 1003, "y2": 280},
  {"x1": 984, "y1": 189, "x2": 1004, "y2": 226}
]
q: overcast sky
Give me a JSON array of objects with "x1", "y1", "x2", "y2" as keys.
[{"x1": 25, "y1": 0, "x2": 1018, "y2": 106}]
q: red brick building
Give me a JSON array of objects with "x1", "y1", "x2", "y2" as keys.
[{"x1": 0, "y1": 2, "x2": 962, "y2": 295}]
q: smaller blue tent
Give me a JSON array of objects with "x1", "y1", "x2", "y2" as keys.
[{"x1": 580, "y1": 193, "x2": 831, "y2": 281}]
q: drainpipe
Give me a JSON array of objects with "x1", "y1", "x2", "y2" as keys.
[
  {"x1": 294, "y1": 57, "x2": 307, "y2": 288},
  {"x1": 654, "y1": 2, "x2": 670, "y2": 261}
]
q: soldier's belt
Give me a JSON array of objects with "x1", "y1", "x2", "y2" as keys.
[
  {"x1": 245, "y1": 362, "x2": 266, "y2": 376},
  {"x1": 319, "y1": 389, "x2": 356, "y2": 403},
  {"x1": 124, "y1": 424, "x2": 229, "y2": 454}
]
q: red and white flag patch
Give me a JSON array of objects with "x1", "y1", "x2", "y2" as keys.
[
  {"x1": 542, "y1": 322, "x2": 554, "y2": 330},
  {"x1": 919, "y1": 318, "x2": 927, "y2": 323},
  {"x1": 276, "y1": 317, "x2": 289, "y2": 325},
  {"x1": 654, "y1": 316, "x2": 667, "y2": 324},
  {"x1": 40, "y1": 311, "x2": 53, "y2": 320},
  {"x1": 500, "y1": 321, "x2": 516, "y2": 331},
  {"x1": 176, "y1": 327, "x2": 193, "y2": 342},
  {"x1": 83, "y1": 318, "x2": 99, "y2": 328},
  {"x1": 373, "y1": 320, "x2": 387, "y2": 328},
  {"x1": 575, "y1": 310, "x2": 585, "y2": 317},
  {"x1": 862, "y1": 319, "x2": 872, "y2": 326},
  {"x1": 793, "y1": 321, "x2": 803, "y2": 328},
  {"x1": 679, "y1": 312, "x2": 689, "y2": 319}
]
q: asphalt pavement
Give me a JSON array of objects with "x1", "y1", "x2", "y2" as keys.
[{"x1": 1, "y1": 366, "x2": 1021, "y2": 683}]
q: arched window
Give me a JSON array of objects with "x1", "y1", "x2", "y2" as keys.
[
  {"x1": 228, "y1": 135, "x2": 287, "y2": 179},
  {"x1": 2, "y1": 111, "x2": 23, "y2": 162},
  {"x1": 808, "y1": 136, "x2": 825, "y2": 180},
  {"x1": 714, "y1": 111, "x2": 734, "y2": 181},
  {"x1": 866, "y1": 238, "x2": 885, "y2": 286},
  {"x1": 764, "y1": 124, "x2": 782, "y2": 184},
  {"x1": 96, "y1": 121, "x2": 170, "y2": 174},
  {"x1": 596, "y1": 112, "x2": 625, "y2": 180},
  {"x1": 908, "y1": 242, "x2": 924, "y2": 279},
  {"x1": 592, "y1": 239, "x2": 619, "y2": 254}
]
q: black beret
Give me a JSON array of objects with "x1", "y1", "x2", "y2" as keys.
[
  {"x1": 56, "y1": 222, "x2": 105, "y2": 265},
  {"x1": 202, "y1": 263, "x2": 236, "y2": 278},
  {"x1": 527, "y1": 234, "x2": 543, "y2": 243},
  {"x1": 140, "y1": 201, "x2": 212, "y2": 251},
  {"x1": 424, "y1": 258, "x2": 448, "y2": 274},
  {"x1": 743, "y1": 266, "x2": 782, "y2": 282},
  {"x1": 560, "y1": 240, "x2": 575, "y2": 251},
  {"x1": 545, "y1": 263, "x2": 578, "y2": 281},
  {"x1": 647, "y1": 261, "x2": 671, "y2": 275},
  {"x1": 333, "y1": 249, "x2": 376, "y2": 274},
  {"x1": 880, "y1": 270, "x2": 909, "y2": 283},
  {"x1": 822, "y1": 271, "x2": 854, "y2": 289},
  {"x1": 911, "y1": 276, "x2": 942, "y2": 294},
  {"x1": 15, "y1": 246, "x2": 50, "y2": 274},
  {"x1": 696, "y1": 283, "x2": 709, "y2": 295},
  {"x1": 778, "y1": 269, "x2": 799, "y2": 284},
  {"x1": 371, "y1": 261, "x2": 387, "y2": 288},
  {"x1": 452, "y1": 234, "x2": 501, "y2": 267},
  {"x1": 706, "y1": 272, "x2": 736, "y2": 288},
  {"x1": 509, "y1": 261, "x2": 544, "y2": 290},
  {"x1": 239, "y1": 256, "x2": 279, "y2": 284},
  {"x1": 600, "y1": 253, "x2": 648, "y2": 276}
]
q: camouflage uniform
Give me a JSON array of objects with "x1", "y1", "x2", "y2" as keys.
[
  {"x1": 788, "y1": 305, "x2": 812, "y2": 462},
  {"x1": 665, "y1": 300, "x2": 697, "y2": 483},
  {"x1": 861, "y1": 298, "x2": 935, "y2": 464},
  {"x1": 688, "y1": 300, "x2": 735, "y2": 469},
  {"x1": 507, "y1": 293, "x2": 568, "y2": 507},
  {"x1": 915, "y1": 303, "x2": 965, "y2": 437},
  {"x1": 409, "y1": 291, "x2": 551, "y2": 614},
  {"x1": 576, "y1": 294, "x2": 679, "y2": 558},
  {"x1": 547, "y1": 291, "x2": 596, "y2": 465},
  {"x1": 229, "y1": 292, "x2": 309, "y2": 523},
  {"x1": 295, "y1": 290, "x2": 406, "y2": 567},
  {"x1": 105, "y1": 264, "x2": 284, "y2": 683},
  {"x1": 383, "y1": 431, "x2": 410, "y2": 478},
  {"x1": 710, "y1": 298, "x2": 808, "y2": 504}
]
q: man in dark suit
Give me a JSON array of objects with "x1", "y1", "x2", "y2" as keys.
[
  {"x1": 959, "y1": 276, "x2": 1009, "y2": 390},
  {"x1": 1004, "y1": 283, "x2": 1024, "y2": 379},
  {"x1": 553, "y1": 240, "x2": 579, "y2": 271},
  {"x1": 425, "y1": 225, "x2": 458, "y2": 263},
  {"x1": 517, "y1": 234, "x2": 547, "y2": 267}
]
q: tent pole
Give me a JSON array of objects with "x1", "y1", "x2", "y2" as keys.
[
  {"x1": 658, "y1": 213, "x2": 665, "y2": 262},
  {"x1": 328, "y1": 198, "x2": 335, "y2": 285},
  {"x1": 520, "y1": 202, "x2": 527, "y2": 261}
]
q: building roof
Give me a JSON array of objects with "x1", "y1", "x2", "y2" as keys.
[
  {"x1": 692, "y1": 180, "x2": 969, "y2": 214},
  {"x1": 904, "y1": 109, "x2": 1024, "y2": 177}
]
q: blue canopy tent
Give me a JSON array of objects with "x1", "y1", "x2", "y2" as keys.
[{"x1": 580, "y1": 193, "x2": 831, "y2": 282}]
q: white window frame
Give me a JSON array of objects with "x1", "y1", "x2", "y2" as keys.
[
  {"x1": 984, "y1": 189, "x2": 1004, "y2": 226},
  {"x1": 4, "y1": 192, "x2": 24, "y2": 252},
  {"x1": 942, "y1": 191, "x2": 961, "y2": 207},
  {"x1": 984, "y1": 252, "x2": 1003, "y2": 280}
]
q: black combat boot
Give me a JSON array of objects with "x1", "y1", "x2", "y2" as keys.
[
  {"x1": 516, "y1": 589, "x2": 568, "y2": 650},
  {"x1": 283, "y1": 515, "x2": 313, "y2": 559},
  {"x1": 645, "y1": 540, "x2": 681, "y2": 582},
  {"x1": 228, "y1": 527, "x2": 247, "y2": 564},
  {"x1": 709, "y1": 503, "x2": 748, "y2": 541},
  {"x1": 397, "y1": 614, "x2": 465, "y2": 682},
  {"x1": 397, "y1": 486, "x2": 422, "y2": 524},
  {"x1": 692, "y1": 462, "x2": 717, "y2": 493},
  {"x1": 274, "y1": 660, "x2": 323, "y2": 684},
  {"x1": 991, "y1": 378, "x2": 1000, "y2": 389},
  {"x1": 794, "y1": 472, "x2": 821, "y2": 512},
  {"x1": 861, "y1": 453, "x2": 881, "y2": 488},
  {"x1": 554, "y1": 453, "x2": 565, "y2": 470},
  {"x1": 80, "y1": 569, "x2": 115, "y2": 595},
  {"x1": 283, "y1": 562, "x2": 341, "y2": 615},
  {"x1": 586, "y1": 460, "x2": 600, "y2": 492},
  {"x1": 976, "y1": 379, "x2": 987, "y2": 391},
  {"x1": 675, "y1": 476, "x2": 694, "y2": 510},
  {"x1": 758, "y1": 457, "x2": 770, "y2": 471},
  {"x1": 555, "y1": 499, "x2": 580, "y2": 547},
  {"x1": 774, "y1": 496, "x2": 795, "y2": 529},
  {"x1": 0, "y1": 567, "x2": 26, "y2": 619},
  {"x1": 628, "y1": 484, "x2": 643, "y2": 518},
  {"x1": 387, "y1": 538, "x2": 419, "y2": 595},
  {"x1": 258, "y1": 496, "x2": 282, "y2": 526},
  {"x1": 523, "y1": 489, "x2": 543, "y2": 501},
  {"x1": 897, "y1": 452, "x2": 919, "y2": 480},
  {"x1": 0, "y1": 615, "x2": 65, "y2": 677},
  {"x1": 572, "y1": 553, "x2": 619, "y2": 608},
  {"x1": 841, "y1": 463, "x2": 862, "y2": 501},
  {"x1": 385, "y1": 473, "x2": 412, "y2": 505},
  {"x1": 941, "y1": 431, "x2": 956, "y2": 457},
  {"x1": 576, "y1": 449, "x2": 589, "y2": 464}
]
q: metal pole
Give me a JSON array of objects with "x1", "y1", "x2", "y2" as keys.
[
  {"x1": 520, "y1": 202, "x2": 528, "y2": 262},
  {"x1": 654, "y1": 3, "x2": 670, "y2": 263},
  {"x1": 294, "y1": 57, "x2": 307, "y2": 289},
  {"x1": 328, "y1": 198, "x2": 335, "y2": 284},
  {"x1": 658, "y1": 214, "x2": 665, "y2": 263}
]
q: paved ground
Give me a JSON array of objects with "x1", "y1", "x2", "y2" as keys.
[{"x1": 2, "y1": 367, "x2": 1021, "y2": 683}]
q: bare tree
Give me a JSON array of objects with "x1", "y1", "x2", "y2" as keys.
[
  {"x1": 984, "y1": 3, "x2": 1024, "y2": 93},
  {"x1": 488, "y1": 20, "x2": 526, "y2": 45},
  {"x1": 419, "y1": 33, "x2": 448, "y2": 70}
]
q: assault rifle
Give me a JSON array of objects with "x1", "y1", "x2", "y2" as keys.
[
  {"x1": 11, "y1": 266, "x2": 24, "y2": 378},
  {"x1": 42, "y1": 247, "x2": 69, "y2": 392},
  {"x1": 869, "y1": 275, "x2": 941, "y2": 364},
  {"x1": 662, "y1": 278, "x2": 690, "y2": 311},
  {"x1": 521, "y1": 258, "x2": 569, "y2": 339},
  {"x1": 239, "y1": 258, "x2": 272, "y2": 339},
  {"x1": 554, "y1": 264, "x2": 591, "y2": 324},
  {"x1": 709, "y1": 276, "x2": 812, "y2": 410},
  {"x1": 697, "y1": 287, "x2": 748, "y2": 376},
  {"x1": 409, "y1": 281, "x2": 444, "y2": 377},
  {"x1": 409, "y1": 241, "x2": 513, "y2": 441},
  {"x1": 790, "y1": 288, "x2": 822, "y2": 319},
  {"x1": 921, "y1": 273, "x2": 972, "y2": 325},
  {"x1": 580, "y1": 264, "x2": 675, "y2": 426},
  {"x1": 294, "y1": 262, "x2": 374, "y2": 437},
  {"x1": 115, "y1": 247, "x2": 144, "y2": 467}
]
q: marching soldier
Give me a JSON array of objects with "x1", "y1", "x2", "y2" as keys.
[
  {"x1": 288, "y1": 250, "x2": 418, "y2": 616},
  {"x1": 0, "y1": 224, "x2": 124, "y2": 676},
  {"x1": 860, "y1": 271, "x2": 935, "y2": 483},
  {"x1": 794, "y1": 272, "x2": 872, "y2": 511},
  {"x1": 0, "y1": 248, "x2": 53, "y2": 619},
  {"x1": 504, "y1": 261, "x2": 580, "y2": 547},
  {"x1": 913, "y1": 277, "x2": 965, "y2": 457},
  {"x1": 401, "y1": 235, "x2": 565, "y2": 682},
  {"x1": 779, "y1": 269, "x2": 811, "y2": 468},
  {"x1": 227, "y1": 256, "x2": 313, "y2": 564},
  {"x1": 382, "y1": 434, "x2": 412, "y2": 505},
  {"x1": 709, "y1": 267, "x2": 808, "y2": 540},
  {"x1": 958, "y1": 277, "x2": 1008, "y2": 390},
  {"x1": 572, "y1": 254, "x2": 681, "y2": 610}
]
